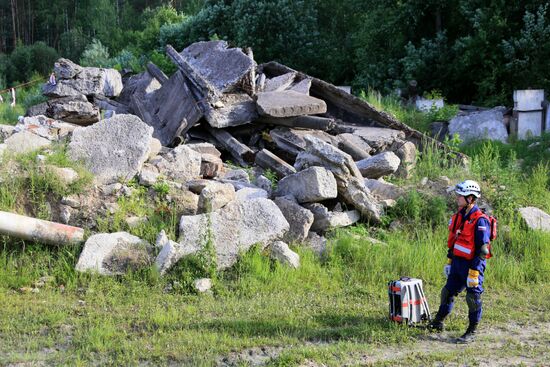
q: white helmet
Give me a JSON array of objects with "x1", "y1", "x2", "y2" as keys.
[{"x1": 455, "y1": 180, "x2": 481, "y2": 198}]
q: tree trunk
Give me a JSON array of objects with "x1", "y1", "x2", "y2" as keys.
[{"x1": 10, "y1": 0, "x2": 17, "y2": 49}]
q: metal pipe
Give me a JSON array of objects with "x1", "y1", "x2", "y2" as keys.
[{"x1": 0, "y1": 211, "x2": 84, "y2": 245}]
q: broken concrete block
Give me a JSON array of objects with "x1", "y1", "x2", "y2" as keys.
[
  {"x1": 4, "y1": 131, "x2": 51, "y2": 154},
  {"x1": 364, "y1": 179, "x2": 404, "y2": 201},
  {"x1": 43, "y1": 59, "x2": 123, "y2": 98},
  {"x1": 269, "y1": 241, "x2": 300, "y2": 268},
  {"x1": 235, "y1": 187, "x2": 269, "y2": 202},
  {"x1": 76, "y1": 232, "x2": 153, "y2": 275},
  {"x1": 200, "y1": 154, "x2": 224, "y2": 178},
  {"x1": 356, "y1": 151, "x2": 401, "y2": 179},
  {"x1": 518, "y1": 207, "x2": 550, "y2": 232},
  {"x1": 274, "y1": 196, "x2": 314, "y2": 243},
  {"x1": 68, "y1": 114, "x2": 153, "y2": 184},
  {"x1": 304, "y1": 202, "x2": 361, "y2": 232},
  {"x1": 276, "y1": 167, "x2": 338, "y2": 203},
  {"x1": 138, "y1": 169, "x2": 160, "y2": 186},
  {"x1": 336, "y1": 134, "x2": 372, "y2": 160},
  {"x1": 288, "y1": 78, "x2": 312, "y2": 94},
  {"x1": 264, "y1": 72, "x2": 296, "y2": 92},
  {"x1": 27, "y1": 95, "x2": 100, "y2": 126},
  {"x1": 46, "y1": 166, "x2": 79, "y2": 186},
  {"x1": 269, "y1": 127, "x2": 308, "y2": 157},
  {"x1": 207, "y1": 127, "x2": 255, "y2": 166},
  {"x1": 181, "y1": 40, "x2": 256, "y2": 93},
  {"x1": 204, "y1": 93, "x2": 258, "y2": 128},
  {"x1": 257, "y1": 115, "x2": 336, "y2": 131},
  {"x1": 0, "y1": 125, "x2": 16, "y2": 142},
  {"x1": 155, "y1": 238, "x2": 197, "y2": 275},
  {"x1": 352, "y1": 127, "x2": 406, "y2": 152},
  {"x1": 148, "y1": 138, "x2": 162, "y2": 161},
  {"x1": 255, "y1": 149, "x2": 296, "y2": 179},
  {"x1": 256, "y1": 91, "x2": 327, "y2": 118},
  {"x1": 198, "y1": 182, "x2": 235, "y2": 213},
  {"x1": 161, "y1": 198, "x2": 289, "y2": 272},
  {"x1": 223, "y1": 169, "x2": 250, "y2": 183},
  {"x1": 255, "y1": 175, "x2": 273, "y2": 196},
  {"x1": 392, "y1": 140, "x2": 417, "y2": 178},
  {"x1": 449, "y1": 107, "x2": 508, "y2": 144},
  {"x1": 156, "y1": 145, "x2": 202, "y2": 184},
  {"x1": 304, "y1": 231, "x2": 327, "y2": 257},
  {"x1": 186, "y1": 142, "x2": 222, "y2": 158}
]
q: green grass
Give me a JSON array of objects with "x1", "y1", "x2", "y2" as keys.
[
  {"x1": 0, "y1": 90, "x2": 549, "y2": 365},
  {"x1": 0, "y1": 80, "x2": 46, "y2": 125}
]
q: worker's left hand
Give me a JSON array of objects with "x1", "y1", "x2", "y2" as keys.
[{"x1": 466, "y1": 269, "x2": 479, "y2": 288}]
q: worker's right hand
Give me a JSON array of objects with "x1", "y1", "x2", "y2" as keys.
[{"x1": 443, "y1": 259, "x2": 452, "y2": 277}]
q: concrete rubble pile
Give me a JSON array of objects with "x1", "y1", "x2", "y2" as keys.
[{"x1": 0, "y1": 40, "x2": 468, "y2": 275}]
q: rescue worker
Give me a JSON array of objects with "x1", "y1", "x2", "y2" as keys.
[{"x1": 428, "y1": 180, "x2": 491, "y2": 343}]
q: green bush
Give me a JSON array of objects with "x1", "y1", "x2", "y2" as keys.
[{"x1": 80, "y1": 39, "x2": 111, "y2": 68}]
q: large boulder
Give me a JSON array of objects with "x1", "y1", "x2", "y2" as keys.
[
  {"x1": 275, "y1": 167, "x2": 338, "y2": 203},
  {"x1": 448, "y1": 108, "x2": 508, "y2": 144},
  {"x1": 356, "y1": 151, "x2": 401, "y2": 179},
  {"x1": 156, "y1": 198, "x2": 289, "y2": 273},
  {"x1": 43, "y1": 59, "x2": 123, "y2": 98},
  {"x1": 518, "y1": 207, "x2": 550, "y2": 232},
  {"x1": 68, "y1": 114, "x2": 153, "y2": 184},
  {"x1": 75, "y1": 232, "x2": 153, "y2": 275}
]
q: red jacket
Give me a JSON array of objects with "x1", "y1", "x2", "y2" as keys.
[{"x1": 448, "y1": 208, "x2": 492, "y2": 261}]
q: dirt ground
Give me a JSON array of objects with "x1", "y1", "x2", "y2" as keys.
[{"x1": 217, "y1": 321, "x2": 550, "y2": 366}]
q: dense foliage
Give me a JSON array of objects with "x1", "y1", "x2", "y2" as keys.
[{"x1": 1, "y1": 0, "x2": 550, "y2": 105}]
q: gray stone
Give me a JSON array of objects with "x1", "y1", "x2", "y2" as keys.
[
  {"x1": 0, "y1": 124, "x2": 16, "y2": 142},
  {"x1": 4, "y1": 131, "x2": 51, "y2": 154},
  {"x1": 392, "y1": 141, "x2": 417, "y2": 178},
  {"x1": 276, "y1": 167, "x2": 337, "y2": 203},
  {"x1": 46, "y1": 166, "x2": 79, "y2": 185},
  {"x1": 304, "y1": 231, "x2": 327, "y2": 257},
  {"x1": 148, "y1": 138, "x2": 162, "y2": 161},
  {"x1": 288, "y1": 78, "x2": 312, "y2": 94},
  {"x1": 182, "y1": 41, "x2": 256, "y2": 93},
  {"x1": 198, "y1": 182, "x2": 235, "y2": 213},
  {"x1": 68, "y1": 114, "x2": 153, "y2": 184},
  {"x1": 59, "y1": 205, "x2": 71, "y2": 224},
  {"x1": 15, "y1": 115, "x2": 80, "y2": 141},
  {"x1": 264, "y1": 72, "x2": 296, "y2": 92},
  {"x1": 364, "y1": 179, "x2": 404, "y2": 201},
  {"x1": 158, "y1": 198, "x2": 289, "y2": 273},
  {"x1": 518, "y1": 207, "x2": 550, "y2": 232},
  {"x1": 336, "y1": 133, "x2": 373, "y2": 155},
  {"x1": 100, "y1": 182, "x2": 123, "y2": 196},
  {"x1": 255, "y1": 175, "x2": 273, "y2": 196},
  {"x1": 304, "y1": 203, "x2": 360, "y2": 232},
  {"x1": 27, "y1": 95, "x2": 100, "y2": 125},
  {"x1": 200, "y1": 154, "x2": 224, "y2": 178},
  {"x1": 156, "y1": 145, "x2": 202, "y2": 184},
  {"x1": 235, "y1": 187, "x2": 269, "y2": 202},
  {"x1": 352, "y1": 127, "x2": 406, "y2": 152},
  {"x1": 274, "y1": 196, "x2": 314, "y2": 242},
  {"x1": 0, "y1": 144, "x2": 6, "y2": 162},
  {"x1": 155, "y1": 238, "x2": 197, "y2": 275},
  {"x1": 138, "y1": 169, "x2": 159, "y2": 186},
  {"x1": 295, "y1": 135, "x2": 381, "y2": 222},
  {"x1": 125, "y1": 216, "x2": 148, "y2": 228},
  {"x1": 187, "y1": 179, "x2": 218, "y2": 194},
  {"x1": 448, "y1": 108, "x2": 508, "y2": 144},
  {"x1": 223, "y1": 169, "x2": 250, "y2": 183},
  {"x1": 61, "y1": 195, "x2": 81, "y2": 208},
  {"x1": 356, "y1": 151, "x2": 401, "y2": 179},
  {"x1": 76, "y1": 232, "x2": 153, "y2": 275},
  {"x1": 43, "y1": 59, "x2": 123, "y2": 98},
  {"x1": 204, "y1": 93, "x2": 258, "y2": 128},
  {"x1": 186, "y1": 142, "x2": 222, "y2": 157},
  {"x1": 193, "y1": 278, "x2": 213, "y2": 293},
  {"x1": 269, "y1": 241, "x2": 300, "y2": 268},
  {"x1": 256, "y1": 91, "x2": 327, "y2": 118}
]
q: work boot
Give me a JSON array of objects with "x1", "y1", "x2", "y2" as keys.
[
  {"x1": 456, "y1": 323, "x2": 478, "y2": 343},
  {"x1": 427, "y1": 316, "x2": 445, "y2": 332}
]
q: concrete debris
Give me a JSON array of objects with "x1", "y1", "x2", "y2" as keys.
[
  {"x1": 0, "y1": 125, "x2": 16, "y2": 142},
  {"x1": 449, "y1": 107, "x2": 508, "y2": 144},
  {"x1": 76, "y1": 232, "x2": 153, "y2": 275},
  {"x1": 356, "y1": 151, "x2": 401, "y2": 179},
  {"x1": 269, "y1": 241, "x2": 300, "y2": 268},
  {"x1": 288, "y1": 78, "x2": 312, "y2": 94},
  {"x1": 155, "y1": 144, "x2": 202, "y2": 184},
  {"x1": 194, "y1": 278, "x2": 213, "y2": 293},
  {"x1": 4, "y1": 130, "x2": 52, "y2": 154},
  {"x1": 276, "y1": 166, "x2": 338, "y2": 203},
  {"x1": 364, "y1": 179, "x2": 404, "y2": 201},
  {"x1": 256, "y1": 90, "x2": 327, "y2": 118},
  {"x1": 27, "y1": 94, "x2": 100, "y2": 125},
  {"x1": 255, "y1": 148, "x2": 296, "y2": 179},
  {"x1": 197, "y1": 182, "x2": 235, "y2": 213},
  {"x1": 68, "y1": 114, "x2": 153, "y2": 184},
  {"x1": 274, "y1": 196, "x2": 314, "y2": 243},
  {"x1": 235, "y1": 187, "x2": 269, "y2": 202},
  {"x1": 304, "y1": 203, "x2": 360, "y2": 232},
  {"x1": 15, "y1": 115, "x2": 79, "y2": 141},
  {"x1": 264, "y1": 72, "x2": 296, "y2": 92}
]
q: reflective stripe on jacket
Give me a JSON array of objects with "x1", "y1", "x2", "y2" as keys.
[{"x1": 447, "y1": 209, "x2": 490, "y2": 260}]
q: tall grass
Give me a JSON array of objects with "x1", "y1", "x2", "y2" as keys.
[{"x1": 0, "y1": 77, "x2": 47, "y2": 125}]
